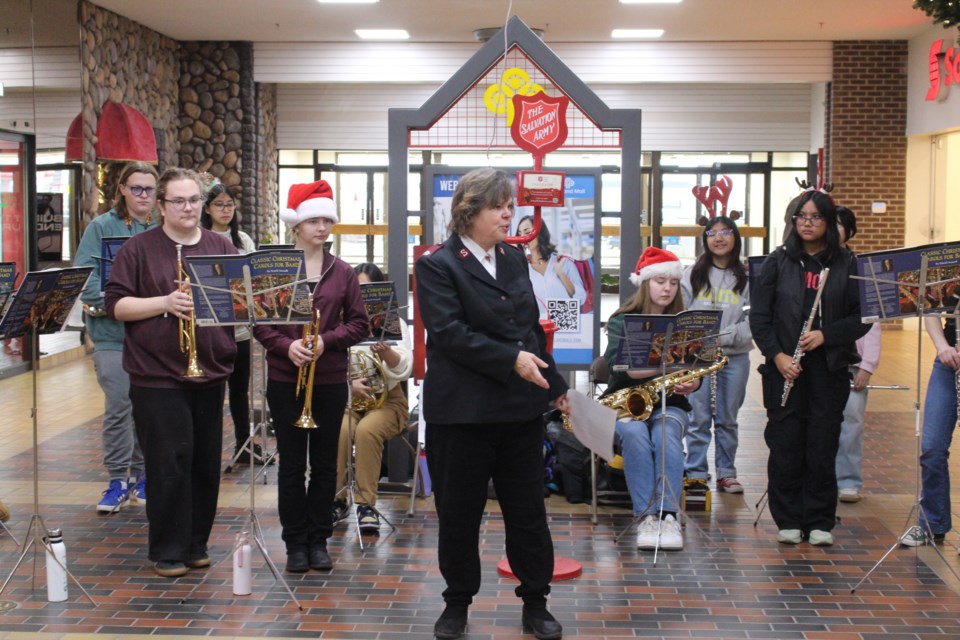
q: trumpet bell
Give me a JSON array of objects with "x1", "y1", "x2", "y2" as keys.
[{"x1": 294, "y1": 408, "x2": 317, "y2": 430}]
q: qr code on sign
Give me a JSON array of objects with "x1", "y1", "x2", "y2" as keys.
[{"x1": 547, "y1": 299, "x2": 579, "y2": 332}]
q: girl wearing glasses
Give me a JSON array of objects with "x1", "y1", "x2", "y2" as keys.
[
  {"x1": 200, "y1": 184, "x2": 265, "y2": 466},
  {"x1": 680, "y1": 216, "x2": 752, "y2": 496},
  {"x1": 749, "y1": 190, "x2": 869, "y2": 547},
  {"x1": 105, "y1": 168, "x2": 239, "y2": 577}
]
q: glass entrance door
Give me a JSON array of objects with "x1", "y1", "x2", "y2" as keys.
[{"x1": 335, "y1": 171, "x2": 386, "y2": 267}]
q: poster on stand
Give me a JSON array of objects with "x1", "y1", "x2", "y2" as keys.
[
  {"x1": 614, "y1": 309, "x2": 721, "y2": 372},
  {"x1": 430, "y1": 170, "x2": 599, "y2": 368},
  {"x1": 856, "y1": 241, "x2": 960, "y2": 322},
  {"x1": 359, "y1": 281, "x2": 403, "y2": 343},
  {"x1": 183, "y1": 249, "x2": 312, "y2": 326},
  {"x1": 36, "y1": 193, "x2": 64, "y2": 262},
  {"x1": 0, "y1": 267, "x2": 92, "y2": 339}
]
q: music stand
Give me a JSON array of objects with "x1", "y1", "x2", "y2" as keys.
[
  {"x1": 0, "y1": 268, "x2": 96, "y2": 605},
  {"x1": 852, "y1": 255, "x2": 960, "y2": 591},
  {"x1": 178, "y1": 252, "x2": 305, "y2": 609}
]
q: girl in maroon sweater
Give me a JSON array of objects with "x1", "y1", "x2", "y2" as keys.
[
  {"x1": 105, "y1": 168, "x2": 237, "y2": 578},
  {"x1": 253, "y1": 180, "x2": 368, "y2": 573}
]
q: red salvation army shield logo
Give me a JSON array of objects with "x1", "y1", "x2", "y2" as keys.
[{"x1": 510, "y1": 93, "x2": 569, "y2": 155}]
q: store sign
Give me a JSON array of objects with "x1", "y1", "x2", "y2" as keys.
[
  {"x1": 926, "y1": 39, "x2": 959, "y2": 102},
  {"x1": 510, "y1": 93, "x2": 569, "y2": 155}
]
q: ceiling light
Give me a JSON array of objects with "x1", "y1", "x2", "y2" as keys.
[
  {"x1": 619, "y1": 0, "x2": 681, "y2": 4},
  {"x1": 611, "y1": 29, "x2": 664, "y2": 38},
  {"x1": 317, "y1": 0, "x2": 378, "y2": 4},
  {"x1": 355, "y1": 29, "x2": 409, "y2": 40}
]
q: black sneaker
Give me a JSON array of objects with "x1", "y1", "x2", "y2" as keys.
[
  {"x1": 357, "y1": 504, "x2": 380, "y2": 534},
  {"x1": 331, "y1": 499, "x2": 349, "y2": 525},
  {"x1": 154, "y1": 560, "x2": 188, "y2": 577}
]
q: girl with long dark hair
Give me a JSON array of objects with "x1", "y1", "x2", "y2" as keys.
[
  {"x1": 750, "y1": 190, "x2": 869, "y2": 547},
  {"x1": 681, "y1": 216, "x2": 752, "y2": 494}
]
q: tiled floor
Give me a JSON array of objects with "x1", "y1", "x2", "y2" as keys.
[{"x1": 1, "y1": 329, "x2": 960, "y2": 639}]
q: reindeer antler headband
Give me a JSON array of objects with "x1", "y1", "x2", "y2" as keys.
[{"x1": 692, "y1": 175, "x2": 741, "y2": 226}]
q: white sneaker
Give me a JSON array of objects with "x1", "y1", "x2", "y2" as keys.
[
  {"x1": 838, "y1": 488, "x2": 861, "y2": 503},
  {"x1": 659, "y1": 514, "x2": 684, "y2": 550},
  {"x1": 777, "y1": 528, "x2": 802, "y2": 544},
  {"x1": 636, "y1": 515, "x2": 659, "y2": 550},
  {"x1": 808, "y1": 529, "x2": 834, "y2": 546}
]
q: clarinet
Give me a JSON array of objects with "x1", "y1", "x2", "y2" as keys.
[{"x1": 780, "y1": 267, "x2": 830, "y2": 407}]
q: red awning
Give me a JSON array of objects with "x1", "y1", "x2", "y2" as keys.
[{"x1": 65, "y1": 102, "x2": 158, "y2": 164}]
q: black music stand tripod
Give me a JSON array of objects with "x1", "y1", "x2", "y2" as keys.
[
  {"x1": 0, "y1": 281, "x2": 96, "y2": 605},
  {"x1": 852, "y1": 259, "x2": 960, "y2": 591}
]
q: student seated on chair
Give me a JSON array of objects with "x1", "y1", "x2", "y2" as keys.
[
  {"x1": 333, "y1": 263, "x2": 413, "y2": 534},
  {"x1": 603, "y1": 247, "x2": 700, "y2": 552}
]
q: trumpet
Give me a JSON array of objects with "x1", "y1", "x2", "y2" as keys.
[
  {"x1": 176, "y1": 244, "x2": 204, "y2": 378},
  {"x1": 781, "y1": 267, "x2": 829, "y2": 406},
  {"x1": 294, "y1": 310, "x2": 322, "y2": 429}
]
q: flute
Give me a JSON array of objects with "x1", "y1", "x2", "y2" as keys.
[{"x1": 781, "y1": 267, "x2": 830, "y2": 407}]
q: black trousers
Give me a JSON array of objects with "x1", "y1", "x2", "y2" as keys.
[
  {"x1": 229, "y1": 339, "x2": 251, "y2": 447},
  {"x1": 130, "y1": 384, "x2": 225, "y2": 562},
  {"x1": 426, "y1": 417, "x2": 553, "y2": 607},
  {"x1": 761, "y1": 350, "x2": 850, "y2": 532},
  {"x1": 267, "y1": 379, "x2": 347, "y2": 552}
]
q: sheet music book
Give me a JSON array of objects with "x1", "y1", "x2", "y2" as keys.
[
  {"x1": 0, "y1": 262, "x2": 17, "y2": 315},
  {"x1": 0, "y1": 267, "x2": 93, "y2": 339},
  {"x1": 182, "y1": 249, "x2": 312, "y2": 326},
  {"x1": 359, "y1": 281, "x2": 403, "y2": 343},
  {"x1": 99, "y1": 236, "x2": 129, "y2": 292},
  {"x1": 614, "y1": 309, "x2": 722, "y2": 372},
  {"x1": 856, "y1": 241, "x2": 960, "y2": 322}
]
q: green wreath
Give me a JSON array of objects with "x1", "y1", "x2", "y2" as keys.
[{"x1": 914, "y1": 0, "x2": 960, "y2": 29}]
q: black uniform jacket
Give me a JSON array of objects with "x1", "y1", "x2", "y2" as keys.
[{"x1": 415, "y1": 235, "x2": 568, "y2": 424}]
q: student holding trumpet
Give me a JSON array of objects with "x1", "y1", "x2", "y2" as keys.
[
  {"x1": 105, "y1": 168, "x2": 238, "y2": 577},
  {"x1": 253, "y1": 180, "x2": 368, "y2": 573}
]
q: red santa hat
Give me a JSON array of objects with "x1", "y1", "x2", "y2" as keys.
[
  {"x1": 279, "y1": 180, "x2": 338, "y2": 228},
  {"x1": 629, "y1": 246, "x2": 682, "y2": 287}
]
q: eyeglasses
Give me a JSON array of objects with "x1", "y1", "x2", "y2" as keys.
[
  {"x1": 792, "y1": 213, "x2": 825, "y2": 226},
  {"x1": 705, "y1": 228, "x2": 734, "y2": 238},
  {"x1": 162, "y1": 197, "x2": 203, "y2": 210},
  {"x1": 209, "y1": 201, "x2": 236, "y2": 210},
  {"x1": 125, "y1": 185, "x2": 155, "y2": 198}
]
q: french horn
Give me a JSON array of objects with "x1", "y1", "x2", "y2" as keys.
[{"x1": 349, "y1": 350, "x2": 388, "y2": 413}]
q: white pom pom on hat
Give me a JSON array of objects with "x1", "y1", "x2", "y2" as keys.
[
  {"x1": 629, "y1": 246, "x2": 682, "y2": 287},
  {"x1": 279, "y1": 180, "x2": 338, "y2": 228}
]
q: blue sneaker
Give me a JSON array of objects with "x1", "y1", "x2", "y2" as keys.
[
  {"x1": 97, "y1": 479, "x2": 130, "y2": 513},
  {"x1": 130, "y1": 475, "x2": 146, "y2": 505}
]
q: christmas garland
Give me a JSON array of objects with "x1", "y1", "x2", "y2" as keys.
[{"x1": 914, "y1": 0, "x2": 960, "y2": 29}]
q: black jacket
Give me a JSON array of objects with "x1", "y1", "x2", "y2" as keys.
[
  {"x1": 749, "y1": 245, "x2": 870, "y2": 372},
  {"x1": 415, "y1": 235, "x2": 568, "y2": 424}
]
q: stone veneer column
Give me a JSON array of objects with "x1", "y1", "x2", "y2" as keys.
[
  {"x1": 78, "y1": 0, "x2": 180, "y2": 225},
  {"x1": 828, "y1": 41, "x2": 908, "y2": 256},
  {"x1": 179, "y1": 41, "x2": 277, "y2": 243}
]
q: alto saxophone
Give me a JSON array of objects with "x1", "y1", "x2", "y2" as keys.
[{"x1": 563, "y1": 356, "x2": 728, "y2": 431}]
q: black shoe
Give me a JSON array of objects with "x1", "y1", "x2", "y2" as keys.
[
  {"x1": 185, "y1": 553, "x2": 210, "y2": 569},
  {"x1": 433, "y1": 605, "x2": 468, "y2": 639},
  {"x1": 309, "y1": 546, "x2": 333, "y2": 571},
  {"x1": 285, "y1": 550, "x2": 309, "y2": 573},
  {"x1": 522, "y1": 607, "x2": 562, "y2": 640},
  {"x1": 331, "y1": 499, "x2": 349, "y2": 525},
  {"x1": 154, "y1": 560, "x2": 188, "y2": 577},
  {"x1": 357, "y1": 504, "x2": 381, "y2": 534}
]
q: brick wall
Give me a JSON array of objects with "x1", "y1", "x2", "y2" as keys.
[{"x1": 828, "y1": 41, "x2": 908, "y2": 256}]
